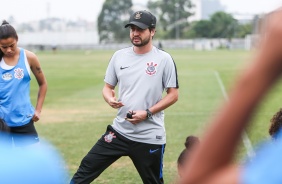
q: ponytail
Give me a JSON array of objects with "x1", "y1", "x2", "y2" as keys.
[{"x1": 0, "y1": 20, "x2": 18, "y2": 41}]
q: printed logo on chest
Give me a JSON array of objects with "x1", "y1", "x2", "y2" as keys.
[
  {"x1": 14, "y1": 68, "x2": 24, "y2": 79},
  {"x1": 2, "y1": 73, "x2": 13, "y2": 81},
  {"x1": 145, "y1": 62, "x2": 158, "y2": 76}
]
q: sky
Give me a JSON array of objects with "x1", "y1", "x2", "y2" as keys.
[
  {"x1": 220, "y1": 0, "x2": 282, "y2": 14},
  {"x1": 1, "y1": 0, "x2": 281, "y2": 23}
]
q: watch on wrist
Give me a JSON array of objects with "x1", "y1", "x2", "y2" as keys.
[{"x1": 146, "y1": 109, "x2": 153, "y2": 119}]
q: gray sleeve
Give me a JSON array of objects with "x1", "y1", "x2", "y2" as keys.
[
  {"x1": 104, "y1": 54, "x2": 118, "y2": 86},
  {"x1": 163, "y1": 55, "x2": 179, "y2": 89}
]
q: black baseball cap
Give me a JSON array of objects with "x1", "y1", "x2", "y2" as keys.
[{"x1": 125, "y1": 10, "x2": 156, "y2": 29}]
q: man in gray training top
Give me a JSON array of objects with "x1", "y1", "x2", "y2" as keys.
[{"x1": 70, "y1": 10, "x2": 179, "y2": 184}]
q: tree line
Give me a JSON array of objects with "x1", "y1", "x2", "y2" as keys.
[{"x1": 97, "y1": 0, "x2": 253, "y2": 43}]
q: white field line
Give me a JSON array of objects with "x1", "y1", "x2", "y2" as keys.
[{"x1": 214, "y1": 70, "x2": 255, "y2": 158}]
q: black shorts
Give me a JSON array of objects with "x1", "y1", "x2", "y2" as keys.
[
  {"x1": 71, "y1": 125, "x2": 165, "y2": 184},
  {"x1": 0, "y1": 119, "x2": 10, "y2": 132},
  {"x1": 9, "y1": 120, "x2": 39, "y2": 146}
]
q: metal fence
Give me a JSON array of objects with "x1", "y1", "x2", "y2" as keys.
[{"x1": 18, "y1": 31, "x2": 248, "y2": 51}]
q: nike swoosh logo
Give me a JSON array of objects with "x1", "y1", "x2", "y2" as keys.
[
  {"x1": 120, "y1": 66, "x2": 130, "y2": 70},
  {"x1": 149, "y1": 148, "x2": 159, "y2": 154}
]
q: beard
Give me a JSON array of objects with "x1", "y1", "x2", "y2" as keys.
[{"x1": 131, "y1": 36, "x2": 150, "y2": 47}]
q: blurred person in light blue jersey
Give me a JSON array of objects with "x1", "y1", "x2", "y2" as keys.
[
  {"x1": 178, "y1": 7, "x2": 282, "y2": 184},
  {"x1": 0, "y1": 135, "x2": 69, "y2": 184},
  {"x1": 241, "y1": 128, "x2": 282, "y2": 184}
]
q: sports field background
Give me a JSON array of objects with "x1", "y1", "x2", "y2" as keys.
[{"x1": 30, "y1": 49, "x2": 282, "y2": 183}]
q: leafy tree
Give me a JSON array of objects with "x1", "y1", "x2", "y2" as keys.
[
  {"x1": 237, "y1": 23, "x2": 252, "y2": 38},
  {"x1": 209, "y1": 11, "x2": 238, "y2": 39},
  {"x1": 189, "y1": 20, "x2": 212, "y2": 38},
  {"x1": 185, "y1": 11, "x2": 241, "y2": 39},
  {"x1": 98, "y1": 0, "x2": 133, "y2": 43},
  {"x1": 147, "y1": 0, "x2": 194, "y2": 39}
]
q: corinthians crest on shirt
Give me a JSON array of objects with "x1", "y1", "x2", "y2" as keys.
[
  {"x1": 145, "y1": 62, "x2": 158, "y2": 76},
  {"x1": 14, "y1": 68, "x2": 24, "y2": 79}
]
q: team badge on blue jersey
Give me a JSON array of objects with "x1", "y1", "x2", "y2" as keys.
[
  {"x1": 145, "y1": 62, "x2": 158, "y2": 76},
  {"x1": 2, "y1": 73, "x2": 13, "y2": 81},
  {"x1": 14, "y1": 68, "x2": 24, "y2": 79},
  {"x1": 104, "y1": 131, "x2": 116, "y2": 143}
]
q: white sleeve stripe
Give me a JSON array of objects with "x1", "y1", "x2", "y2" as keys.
[{"x1": 23, "y1": 49, "x2": 31, "y2": 76}]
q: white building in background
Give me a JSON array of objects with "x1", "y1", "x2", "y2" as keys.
[
  {"x1": 201, "y1": 0, "x2": 226, "y2": 19},
  {"x1": 189, "y1": 0, "x2": 202, "y2": 22},
  {"x1": 189, "y1": 0, "x2": 226, "y2": 21},
  {"x1": 18, "y1": 31, "x2": 99, "y2": 46},
  {"x1": 16, "y1": 17, "x2": 99, "y2": 47},
  {"x1": 189, "y1": 0, "x2": 253, "y2": 24}
]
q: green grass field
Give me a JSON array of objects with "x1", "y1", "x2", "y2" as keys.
[{"x1": 30, "y1": 49, "x2": 282, "y2": 183}]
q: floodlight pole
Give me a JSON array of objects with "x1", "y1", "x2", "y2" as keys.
[{"x1": 175, "y1": 3, "x2": 180, "y2": 39}]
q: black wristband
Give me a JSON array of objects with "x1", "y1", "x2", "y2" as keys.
[{"x1": 146, "y1": 109, "x2": 153, "y2": 119}]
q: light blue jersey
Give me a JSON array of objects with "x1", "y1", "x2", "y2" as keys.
[
  {"x1": 104, "y1": 46, "x2": 178, "y2": 144},
  {"x1": 0, "y1": 134, "x2": 69, "y2": 184},
  {"x1": 0, "y1": 48, "x2": 34, "y2": 127},
  {"x1": 241, "y1": 128, "x2": 282, "y2": 184}
]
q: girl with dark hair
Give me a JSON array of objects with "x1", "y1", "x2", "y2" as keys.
[
  {"x1": 177, "y1": 136, "x2": 200, "y2": 178},
  {"x1": 0, "y1": 20, "x2": 47, "y2": 146},
  {"x1": 0, "y1": 21, "x2": 17, "y2": 61},
  {"x1": 269, "y1": 108, "x2": 282, "y2": 139}
]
